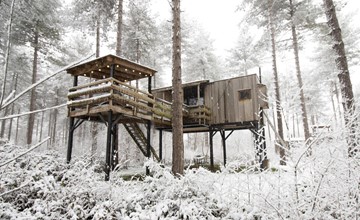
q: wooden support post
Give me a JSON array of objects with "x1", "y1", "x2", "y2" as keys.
[
  {"x1": 112, "y1": 124, "x2": 118, "y2": 169},
  {"x1": 105, "y1": 111, "x2": 113, "y2": 181},
  {"x1": 220, "y1": 130, "x2": 227, "y2": 166},
  {"x1": 66, "y1": 76, "x2": 78, "y2": 163},
  {"x1": 66, "y1": 117, "x2": 75, "y2": 163},
  {"x1": 209, "y1": 130, "x2": 214, "y2": 171},
  {"x1": 146, "y1": 75, "x2": 152, "y2": 175},
  {"x1": 259, "y1": 108, "x2": 268, "y2": 170},
  {"x1": 159, "y1": 129, "x2": 163, "y2": 161},
  {"x1": 146, "y1": 120, "x2": 151, "y2": 175},
  {"x1": 110, "y1": 64, "x2": 115, "y2": 77}
]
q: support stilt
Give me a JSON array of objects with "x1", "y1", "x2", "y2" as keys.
[
  {"x1": 220, "y1": 130, "x2": 227, "y2": 166},
  {"x1": 259, "y1": 108, "x2": 268, "y2": 169},
  {"x1": 66, "y1": 76, "x2": 78, "y2": 164},
  {"x1": 146, "y1": 120, "x2": 151, "y2": 175},
  {"x1": 66, "y1": 117, "x2": 75, "y2": 163},
  {"x1": 159, "y1": 129, "x2": 163, "y2": 161},
  {"x1": 209, "y1": 130, "x2": 214, "y2": 171},
  {"x1": 146, "y1": 74, "x2": 152, "y2": 175},
  {"x1": 112, "y1": 124, "x2": 118, "y2": 169},
  {"x1": 105, "y1": 111, "x2": 113, "y2": 181}
]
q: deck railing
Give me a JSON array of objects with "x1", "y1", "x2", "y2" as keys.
[{"x1": 67, "y1": 77, "x2": 210, "y2": 125}]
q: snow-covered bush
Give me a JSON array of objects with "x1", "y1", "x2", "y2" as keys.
[{"x1": 1, "y1": 121, "x2": 359, "y2": 219}]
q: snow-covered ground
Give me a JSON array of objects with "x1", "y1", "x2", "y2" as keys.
[{"x1": 0, "y1": 127, "x2": 359, "y2": 219}]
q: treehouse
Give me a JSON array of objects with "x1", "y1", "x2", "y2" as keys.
[
  {"x1": 153, "y1": 74, "x2": 269, "y2": 132},
  {"x1": 65, "y1": 54, "x2": 269, "y2": 181}
]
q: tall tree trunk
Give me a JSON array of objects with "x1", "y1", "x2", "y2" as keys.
[
  {"x1": 15, "y1": 108, "x2": 19, "y2": 144},
  {"x1": 91, "y1": 11, "x2": 101, "y2": 159},
  {"x1": 51, "y1": 88, "x2": 60, "y2": 146},
  {"x1": 0, "y1": 0, "x2": 15, "y2": 108},
  {"x1": 334, "y1": 82, "x2": 343, "y2": 126},
  {"x1": 323, "y1": 0, "x2": 357, "y2": 155},
  {"x1": 95, "y1": 10, "x2": 101, "y2": 58},
  {"x1": 0, "y1": 107, "x2": 9, "y2": 138},
  {"x1": 330, "y1": 81, "x2": 338, "y2": 126},
  {"x1": 268, "y1": 0, "x2": 286, "y2": 165},
  {"x1": 47, "y1": 110, "x2": 52, "y2": 149},
  {"x1": 116, "y1": 0, "x2": 123, "y2": 56},
  {"x1": 39, "y1": 110, "x2": 44, "y2": 142},
  {"x1": 7, "y1": 73, "x2": 17, "y2": 141},
  {"x1": 35, "y1": 118, "x2": 39, "y2": 141},
  {"x1": 171, "y1": 0, "x2": 184, "y2": 175},
  {"x1": 289, "y1": 0, "x2": 310, "y2": 142},
  {"x1": 27, "y1": 28, "x2": 39, "y2": 145},
  {"x1": 114, "y1": 0, "x2": 123, "y2": 167},
  {"x1": 8, "y1": 104, "x2": 14, "y2": 140}
]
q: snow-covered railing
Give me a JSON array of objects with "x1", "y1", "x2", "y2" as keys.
[
  {"x1": 67, "y1": 77, "x2": 211, "y2": 125},
  {"x1": 67, "y1": 77, "x2": 173, "y2": 124}
]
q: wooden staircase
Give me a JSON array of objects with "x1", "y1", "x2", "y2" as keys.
[{"x1": 123, "y1": 122, "x2": 160, "y2": 162}]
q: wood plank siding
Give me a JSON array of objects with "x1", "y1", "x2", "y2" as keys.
[{"x1": 154, "y1": 74, "x2": 268, "y2": 128}]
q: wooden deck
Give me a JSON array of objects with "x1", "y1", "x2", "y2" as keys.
[{"x1": 67, "y1": 77, "x2": 211, "y2": 126}]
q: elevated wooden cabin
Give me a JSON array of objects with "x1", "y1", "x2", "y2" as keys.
[
  {"x1": 65, "y1": 54, "x2": 269, "y2": 179},
  {"x1": 153, "y1": 74, "x2": 268, "y2": 132}
]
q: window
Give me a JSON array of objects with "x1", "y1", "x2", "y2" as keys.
[{"x1": 238, "y1": 89, "x2": 251, "y2": 101}]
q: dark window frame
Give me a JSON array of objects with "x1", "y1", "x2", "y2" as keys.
[{"x1": 238, "y1": 89, "x2": 251, "y2": 101}]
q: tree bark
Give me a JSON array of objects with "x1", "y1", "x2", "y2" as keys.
[
  {"x1": 39, "y1": 110, "x2": 44, "y2": 142},
  {"x1": 116, "y1": 0, "x2": 123, "y2": 56},
  {"x1": 7, "y1": 73, "x2": 17, "y2": 141},
  {"x1": 0, "y1": 107, "x2": 9, "y2": 138},
  {"x1": 15, "y1": 108, "x2": 19, "y2": 144},
  {"x1": 0, "y1": 0, "x2": 15, "y2": 108},
  {"x1": 268, "y1": 0, "x2": 286, "y2": 165},
  {"x1": 95, "y1": 9, "x2": 101, "y2": 58},
  {"x1": 47, "y1": 110, "x2": 52, "y2": 149},
  {"x1": 114, "y1": 0, "x2": 123, "y2": 167},
  {"x1": 91, "y1": 10, "x2": 101, "y2": 157},
  {"x1": 51, "y1": 88, "x2": 60, "y2": 146},
  {"x1": 289, "y1": 0, "x2": 310, "y2": 143},
  {"x1": 171, "y1": 0, "x2": 184, "y2": 175},
  {"x1": 323, "y1": 0, "x2": 357, "y2": 155},
  {"x1": 27, "y1": 27, "x2": 39, "y2": 145}
]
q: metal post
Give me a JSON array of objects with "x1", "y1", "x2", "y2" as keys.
[
  {"x1": 105, "y1": 111, "x2": 113, "y2": 181},
  {"x1": 159, "y1": 129, "x2": 163, "y2": 161},
  {"x1": 221, "y1": 130, "x2": 227, "y2": 166},
  {"x1": 209, "y1": 130, "x2": 214, "y2": 171},
  {"x1": 66, "y1": 76, "x2": 78, "y2": 163}
]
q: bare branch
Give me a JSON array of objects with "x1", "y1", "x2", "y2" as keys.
[
  {"x1": 0, "y1": 137, "x2": 50, "y2": 168},
  {"x1": 0, "y1": 103, "x2": 66, "y2": 121},
  {"x1": 0, "y1": 180, "x2": 31, "y2": 197},
  {"x1": 0, "y1": 0, "x2": 16, "y2": 108},
  {"x1": 0, "y1": 53, "x2": 94, "y2": 110}
]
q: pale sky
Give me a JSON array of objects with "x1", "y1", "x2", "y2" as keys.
[
  {"x1": 151, "y1": 0, "x2": 242, "y2": 55},
  {"x1": 151, "y1": 0, "x2": 360, "y2": 53}
]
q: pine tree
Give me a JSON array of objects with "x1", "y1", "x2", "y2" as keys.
[
  {"x1": 288, "y1": 0, "x2": 310, "y2": 143},
  {"x1": 9, "y1": 0, "x2": 62, "y2": 145},
  {"x1": 322, "y1": 0, "x2": 358, "y2": 155},
  {"x1": 171, "y1": 0, "x2": 184, "y2": 176}
]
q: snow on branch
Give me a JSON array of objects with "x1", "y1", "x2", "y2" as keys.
[
  {"x1": 0, "y1": 137, "x2": 50, "y2": 168},
  {"x1": 0, "y1": 180, "x2": 32, "y2": 197},
  {"x1": 0, "y1": 53, "x2": 94, "y2": 110},
  {"x1": 0, "y1": 103, "x2": 66, "y2": 121},
  {"x1": 2, "y1": 89, "x2": 15, "y2": 106}
]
